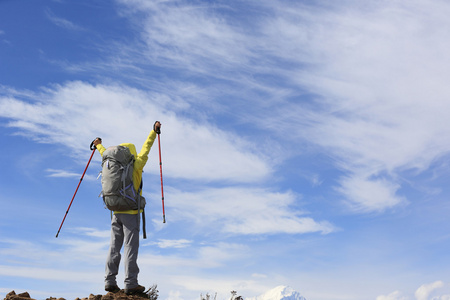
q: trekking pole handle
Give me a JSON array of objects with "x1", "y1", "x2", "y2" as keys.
[{"x1": 90, "y1": 137, "x2": 102, "y2": 150}]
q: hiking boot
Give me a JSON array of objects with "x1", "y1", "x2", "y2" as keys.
[
  {"x1": 125, "y1": 285, "x2": 145, "y2": 295},
  {"x1": 105, "y1": 285, "x2": 121, "y2": 293}
]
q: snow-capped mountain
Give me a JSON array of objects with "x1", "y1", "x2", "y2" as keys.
[{"x1": 246, "y1": 285, "x2": 306, "y2": 300}]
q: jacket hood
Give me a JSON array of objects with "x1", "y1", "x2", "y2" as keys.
[{"x1": 120, "y1": 143, "x2": 137, "y2": 158}]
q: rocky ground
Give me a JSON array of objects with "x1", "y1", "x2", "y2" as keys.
[{"x1": 4, "y1": 286, "x2": 158, "y2": 300}]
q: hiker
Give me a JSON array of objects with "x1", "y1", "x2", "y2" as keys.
[{"x1": 93, "y1": 121, "x2": 161, "y2": 295}]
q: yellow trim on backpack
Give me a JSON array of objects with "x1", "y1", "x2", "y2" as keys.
[{"x1": 114, "y1": 209, "x2": 143, "y2": 215}]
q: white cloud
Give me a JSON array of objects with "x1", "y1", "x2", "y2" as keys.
[
  {"x1": 46, "y1": 168, "x2": 82, "y2": 178},
  {"x1": 6, "y1": 1, "x2": 450, "y2": 300},
  {"x1": 162, "y1": 275, "x2": 267, "y2": 300},
  {"x1": 0, "y1": 236, "x2": 106, "y2": 285},
  {"x1": 0, "y1": 264, "x2": 101, "y2": 283},
  {"x1": 140, "y1": 242, "x2": 249, "y2": 269},
  {"x1": 0, "y1": 234, "x2": 107, "y2": 268},
  {"x1": 10, "y1": 0, "x2": 448, "y2": 216},
  {"x1": 69, "y1": 227, "x2": 111, "y2": 239},
  {"x1": 0, "y1": 81, "x2": 331, "y2": 236},
  {"x1": 378, "y1": 281, "x2": 450, "y2": 300},
  {"x1": 45, "y1": 168, "x2": 98, "y2": 181},
  {"x1": 166, "y1": 290, "x2": 183, "y2": 300},
  {"x1": 235, "y1": 0, "x2": 450, "y2": 213},
  {"x1": 45, "y1": 8, "x2": 84, "y2": 31},
  {"x1": 165, "y1": 186, "x2": 334, "y2": 235},
  {"x1": 376, "y1": 291, "x2": 408, "y2": 300},
  {"x1": 115, "y1": 0, "x2": 450, "y2": 214},
  {"x1": 0, "y1": 82, "x2": 271, "y2": 183},
  {"x1": 117, "y1": 0, "x2": 251, "y2": 75},
  {"x1": 336, "y1": 175, "x2": 407, "y2": 213},
  {"x1": 416, "y1": 281, "x2": 444, "y2": 300},
  {"x1": 150, "y1": 239, "x2": 192, "y2": 249}
]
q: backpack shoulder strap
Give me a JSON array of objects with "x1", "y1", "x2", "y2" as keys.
[
  {"x1": 136, "y1": 179, "x2": 146, "y2": 239},
  {"x1": 142, "y1": 209, "x2": 147, "y2": 239}
]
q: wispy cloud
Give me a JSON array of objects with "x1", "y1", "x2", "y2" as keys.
[
  {"x1": 3, "y1": 1, "x2": 450, "y2": 298},
  {"x1": 377, "y1": 281, "x2": 450, "y2": 300},
  {"x1": 46, "y1": 168, "x2": 98, "y2": 180},
  {"x1": 160, "y1": 274, "x2": 269, "y2": 300},
  {"x1": 116, "y1": 0, "x2": 252, "y2": 75},
  {"x1": 0, "y1": 232, "x2": 261, "y2": 299},
  {"x1": 110, "y1": 0, "x2": 446, "y2": 215},
  {"x1": 0, "y1": 234, "x2": 107, "y2": 268},
  {"x1": 199, "y1": 0, "x2": 450, "y2": 213},
  {"x1": 259, "y1": 1, "x2": 449, "y2": 213},
  {"x1": 147, "y1": 239, "x2": 192, "y2": 249},
  {"x1": 415, "y1": 281, "x2": 445, "y2": 300},
  {"x1": 22, "y1": 0, "x2": 450, "y2": 215},
  {"x1": 68, "y1": 227, "x2": 111, "y2": 239},
  {"x1": 336, "y1": 175, "x2": 407, "y2": 213},
  {"x1": 45, "y1": 8, "x2": 84, "y2": 31},
  {"x1": 164, "y1": 186, "x2": 334, "y2": 235},
  {"x1": 0, "y1": 81, "x2": 331, "y2": 236},
  {"x1": 376, "y1": 290, "x2": 407, "y2": 300},
  {"x1": 0, "y1": 264, "x2": 101, "y2": 282},
  {"x1": 0, "y1": 82, "x2": 271, "y2": 183}
]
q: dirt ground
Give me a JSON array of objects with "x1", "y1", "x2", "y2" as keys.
[{"x1": 4, "y1": 288, "x2": 158, "y2": 300}]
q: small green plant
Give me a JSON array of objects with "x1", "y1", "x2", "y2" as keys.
[
  {"x1": 146, "y1": 284, "x2": 159, "y2": 300},
  {"x1": 230, "y1": 291, "x2": 243, "y2": 300},
  {"x1": 200, "y1": 292, "x2": 217, "y2": 300},
  {"x1": 200, "y1": 290, "x2": 243, "y2": 300}
]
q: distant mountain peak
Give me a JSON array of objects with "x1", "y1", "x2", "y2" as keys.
[{"x1": 246, "y1": 285, "x2": 306, "y2": 300}]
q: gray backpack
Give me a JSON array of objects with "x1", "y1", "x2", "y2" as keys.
[
  {"x1": 101, "y1": 145, "x2": 146, "y2": 211},
  {"x1": 101, "y1": 145, "x2": 147, "y2": 238}
]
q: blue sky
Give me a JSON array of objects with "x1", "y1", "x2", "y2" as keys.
[{"x1": 1, "y1": 0, "x2": 450, "y2": 299}]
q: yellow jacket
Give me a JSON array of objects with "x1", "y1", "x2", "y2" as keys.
[{"x1": 96, "y1": 130, "x2": 157, "y2": 214}]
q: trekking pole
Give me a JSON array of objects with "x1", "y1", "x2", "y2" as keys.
[
  {"x1": 56, "y1": 138, "x2": 101, "y2": 238},
  {"x1": 157, "y1": 133, "x2": 166, "y2": 223}
]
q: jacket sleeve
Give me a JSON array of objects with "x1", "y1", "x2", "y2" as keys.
[
  {"x1": 135, "y1": 130, "x2": 157, "y2": 171},
  {"x1": 96, "y1": 144, "x2": 106, "y2": 156}
]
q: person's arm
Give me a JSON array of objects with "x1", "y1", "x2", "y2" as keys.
[
  {"x1": 93, "y1": 138, "x2": 106, "y2": 156},
  {"x1": 135, "y1": 121, "x2": 161, "y2": 170}
]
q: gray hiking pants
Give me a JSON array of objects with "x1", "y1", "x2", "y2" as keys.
[{"x1": 105, "y1": 213, "x2": 140, "y2": 289}]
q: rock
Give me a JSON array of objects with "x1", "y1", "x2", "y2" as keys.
[
  {"x1": 88, "y1": 295, "x2": 102, "y2": 300},
  {"x1": 4, "y1": 291, "x2": 35, "y2": 300},
  {"x1": 100, "y1": 294, "x2": 114, "y2": 300},
  {"x1": 4, "y1": 287, "x2": 157, "y2": 300}
]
